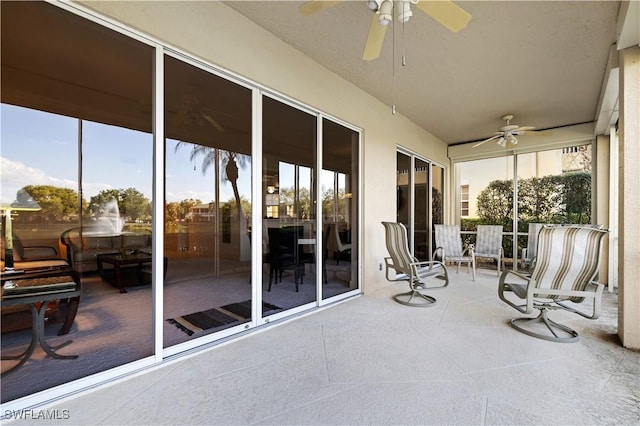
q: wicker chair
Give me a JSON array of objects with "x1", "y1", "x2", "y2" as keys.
[{"x1": 498, "y1": 225, "x2": 608, "y2": 342}]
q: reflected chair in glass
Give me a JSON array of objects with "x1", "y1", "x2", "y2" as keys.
[
  {"x1": 332, "y1": 223, "x2": 351, "y2": 265},
  {"x1": 521, "y1": 223, "x2": 545, "y2": 271},
  {"x1": 322, "y1": 225, "x2": 330, "y2": 284},
  {"x1": 266, "y1": 227, "x2": 306, "y2": 292},
  {"x1": 382, "y1": 222, "x2": 448, "y2": 307},
  {"x1": 498, "y1": 225, "x2": 608, "y2": 342},
  {"x1": 1, "y1": 232, "x2": 68, "y2": 272},
  {"x1": 473, "y1": 225, "x2": 503, "y2": 276},
  {"x1": 433, "y1": 224, "x2": 475, "y2": 281}
]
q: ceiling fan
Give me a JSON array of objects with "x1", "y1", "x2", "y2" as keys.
[
  {"x1": 472, "y1": 115, "x2": 536, "y2": 148},
  {"x1": 300, "y1": 0, "x2": 471, "y2": 61},
  {"x1": 169, "y1": 86, "x2": 225, "y2": 132}
]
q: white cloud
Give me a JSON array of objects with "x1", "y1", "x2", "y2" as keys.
[
  {"x1": 0, "y1": 157, "x2": 77, "y2": 203},
  {"x1": 0, "y1": 156, "x2": 112, "y2": 203}
]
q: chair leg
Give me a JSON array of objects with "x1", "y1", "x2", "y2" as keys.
[
  {"x1": 471, "y1": 258, "x2": 475, "y2": 281},
  {"x1": 392, "y1": 288, "x2": 437, "y2": 307},
  {"x1": 510, "y1": 308, "x2": 580, "y2": 343}
]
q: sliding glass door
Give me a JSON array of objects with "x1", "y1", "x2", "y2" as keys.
[
  {"x1": 1, "y1": 0, "x2": 362, "y2": 406},
  {"x1": 262, "y1": 96, "x2": 317, "y2": 312},
  {"x1": 322, "y1": 119, "x2": 359, "y2": 298},
  {"x1": 396, "y1": 150, "x2": 443, "y2": 260},
  {"x1": 163, "y1": 54, "x2": 253, "y2": 347},
  {"x1": 1, "y1": 0, "x2": 154, "y2": 401}
]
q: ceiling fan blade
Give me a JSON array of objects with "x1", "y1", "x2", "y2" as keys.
[
  {"x1": 517, "y1": 126, "x2": 536, "y2": 132},
  {"x1": 299, "y1": 0, "x2": 343, "y2": 16},
  {"x1": 362, "y1": 14, "x2": 387, "y2": 61},
  {"x1": 472, "y1": 134, "x2": 501, "y2": 148},
  {"x1": 522, "y1": 129, "x2": 553, "y2": 138},
  {"x1": 202, "y1": 113, "x2": 225, "y2": 132},
  {"x1": 415, "y1": 0, "x2": 472, "y2": 33}
]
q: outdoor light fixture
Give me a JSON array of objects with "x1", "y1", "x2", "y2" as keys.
[{"x1": 378, "y1": 0, "x2": 393, "y2": 25}]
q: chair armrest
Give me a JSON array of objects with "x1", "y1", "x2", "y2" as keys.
[
  {"x1": 383, "y1": 257, "x2": 407, "y2": 282},
  {"x1": 552, "y1": 281, "x2": 605, "y2": 320},
  {"x1": 498, "y1": 269, "x2": 534, "y2": 314},
  {"x1": 410, "y1": 259, "x2": 445, "y2": 269},
  {"x1": 432, "y1": 247, "x2": 443, "y2": 260}
]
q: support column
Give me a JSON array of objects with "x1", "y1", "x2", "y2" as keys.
[{"x1": 618, "y1": 46, "x2": 640, "y2": 349}]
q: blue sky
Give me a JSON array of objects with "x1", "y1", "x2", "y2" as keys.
[{"x1": 0, "y1": 104, "x2": 250, "y2": 205}]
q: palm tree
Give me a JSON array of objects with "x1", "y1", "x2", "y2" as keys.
[{"x1": 174, "y1": 142, "x2": 249, "y2": 217}]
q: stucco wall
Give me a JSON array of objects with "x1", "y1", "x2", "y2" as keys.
[{"x1": 74, "y1": 0, "x2": 449, "y2": 293}]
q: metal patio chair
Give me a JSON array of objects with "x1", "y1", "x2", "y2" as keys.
[
  {"x1": 498, "y1": 225, "x2": 608, "y2": 342},
  {"x1": 433, "y1": 224, "x2": 475, "y2": 281},
  {"x1": 521, "y1": 223, "x2": 545, "y2": 270},
  {"x1": 474, "y1": 225, "x2": 503, "y2": 276},
  {"x1": 382, "y1": 222, "x2": 448, "y2": 307}
]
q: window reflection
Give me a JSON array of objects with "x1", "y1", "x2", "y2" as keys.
[
  {"x1": 262, "y1": 97, "x2": 317, "y2": 310},
  {"x1": 414, "y1": 158, "x2": 430, "y2": 261},
  {"x1": 163, "y1": 55, "x2": 252, "y2": 347},
  {"x1": 1, "y1": 0, "x2": 363, "y2": 407},
  {"x1": 432, "y1": 164, "x2": 445, "y2": 258},
  {"x1": 1, "y1": 0, "x2": 153, "y2": 402},
  {"x1": 322, "y1": 119, "x2": 359, "y2": 298}
]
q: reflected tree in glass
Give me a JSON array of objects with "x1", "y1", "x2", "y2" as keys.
[{"x1": 174, "y1": 143, "x2": 250, "y2": 217}]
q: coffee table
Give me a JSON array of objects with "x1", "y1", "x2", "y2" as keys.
[
  {"x1": 97, "y1": 252, "x2": 150, "y2": 293},
  {"x1": 97, "y1": 252, "x2": 166, "y2": 293}
]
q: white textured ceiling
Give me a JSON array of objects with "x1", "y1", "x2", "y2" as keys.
[{"x1": 224, "y1": 1, "x2": 621, "y2": 144}]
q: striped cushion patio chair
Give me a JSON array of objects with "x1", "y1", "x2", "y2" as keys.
[
  {"x1": 474, "y1": 225, "x2": 504, "y2": 276},
  {"x1": 434, "y1": 224, "x2": 475, "y2": 281},
  {"x1": 498, "y1": 225, "x2": 608, "y2": 342},
  {"x1": 382, "y1": 222, "x2": 448, "y2": 307},
  {"x1": 521, "y1": 223, "x2": 545, "y2": 271}
]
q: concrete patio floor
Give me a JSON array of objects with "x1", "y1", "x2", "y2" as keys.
[{"x1": 6, "y1": 269, "x2": 639, "y2": 425}]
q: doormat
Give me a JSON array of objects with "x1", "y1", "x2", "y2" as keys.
[
  {"x1": 167, "y1": 308, "x2": 238, "y2": 336},
  {"x1": 219, "y1": 300, "x2": 281, "y2": 320},
  {"x1": 167, "y1": 300, "x2": 282, "y2": 336}
]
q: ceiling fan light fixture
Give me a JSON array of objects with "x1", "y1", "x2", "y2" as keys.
[
  {"x1": 397, "y1": 0, "x2": 412, "y2": 23},
  {"x1": 506, "y1": 134, "x2": 518, "y2": 145},
  {"x1": 367, "y1": 0, "x2": 379, "y2": 12},
  {"x1": 496, "y1": 136, "x2": 506, "y2": 147},
  {"x1": 378, "y1": 0, "x2": 393, "y2": 25}
]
